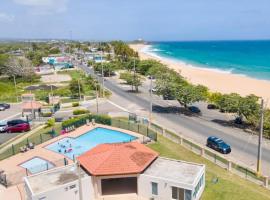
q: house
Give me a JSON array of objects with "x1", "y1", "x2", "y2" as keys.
[{"x1": 24, "y1": 142, "x2": 205, "y2": 200}]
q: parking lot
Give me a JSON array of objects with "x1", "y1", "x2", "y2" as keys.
[{"x1": 0, "y1": 103, "x2": 23, "y2": 145}]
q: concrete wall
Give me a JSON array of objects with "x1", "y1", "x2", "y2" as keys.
[{"x1": 26, "y1": 176, "x2": 93, "y2": 200}]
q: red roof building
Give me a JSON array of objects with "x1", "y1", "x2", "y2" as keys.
[{"x1": 77, "y1": 142, "x2": 158, "y2": 176}]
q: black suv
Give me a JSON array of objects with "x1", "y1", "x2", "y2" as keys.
[
  {"x1": 7, "y1": 119, "x2": 29, "y2": 127},
  {"x1": 207, "y1": 136, "x2": 231, "y2": 154}
]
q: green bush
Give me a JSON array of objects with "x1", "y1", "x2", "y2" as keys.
[
  {"x1": 46, "y1": 118, "x2": 55, "y2": 127},
  {"x1": 62, "y1": 114, "x2": 111, "y2": 128},
  {"x1": 73, "y1": 109, "x2": 90, "y2": 115},
  {"x1": 72, "y1": 102, "x2": 79, "y2": 107}
]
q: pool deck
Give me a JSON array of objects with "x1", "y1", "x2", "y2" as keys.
[{"x1": 0, "y1": 123, "x2": 144, "y2": 177}]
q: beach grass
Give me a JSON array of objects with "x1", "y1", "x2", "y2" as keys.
[{"x1": 148, "y1": 135, "x2": 270, "y2": 200}]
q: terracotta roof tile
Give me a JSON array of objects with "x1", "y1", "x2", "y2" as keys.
[{"x1": 77, "y1": 142, "x2": 158, "y2": 176}]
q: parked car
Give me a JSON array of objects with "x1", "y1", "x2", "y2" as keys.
[
  {"x1": 163, "y1": 94, "x2": 175, "y2": 100},
  {"x1": 188, "y1": 106, "x2": 201, "y2": 114},
  {"x1": 0, "y1": 103, "x2": 10, "y2": 109},
  {"x1": 7, "y1": 119, "x2": 29, "y2": 127},
  {"x1": 207, "y1": 104, "x2": 218, "y2": 109},
  {"x1": 0, "y1": 106, "x2": 5, "y2": 111},
  {"x1": 6, "y1": 123, "x2": 30, "y2": 133},
  {"x1": 207, "y1": 136, "x2": 231, "y2": 154},
  {"x1": 234, "y1": 117, "x2": 243, "y2": 125},
  {"x1": 0, "y1": 121, "x2": 7, "y2": 133}
]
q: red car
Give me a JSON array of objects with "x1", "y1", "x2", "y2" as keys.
[{"x1": 6, "y1": 123, "x2": 31, "y2": 133}]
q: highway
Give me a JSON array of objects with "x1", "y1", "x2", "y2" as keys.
[{"x1": 78, "y1": 63, "x2": 270, "y2": 175}]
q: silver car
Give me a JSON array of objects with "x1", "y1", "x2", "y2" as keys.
[{"x1": 0, "y1": 122, "x2": 7, "y2": 132}]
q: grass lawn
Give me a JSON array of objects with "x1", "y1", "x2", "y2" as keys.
[
  {"x1": 0, "y1": 77, "x2": 40, "y2": 102},
  {"x1": 148, "y1": 135, "x2": 270, "y2": 200}
]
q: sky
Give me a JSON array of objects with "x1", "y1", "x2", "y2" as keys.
[{"x1": 0, "y1": 0, "x2": 270, "y2": 41}]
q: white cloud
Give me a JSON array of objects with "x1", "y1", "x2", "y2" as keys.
[
  {"x1": 13, "y1": 0, "x2": 69, "y2": 15},
  {"x1": 0, "y1": 13, "x2": 15, "y2": 22}
]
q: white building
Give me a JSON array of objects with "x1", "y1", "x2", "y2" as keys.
[{"x1": 24, "y1": 142, "x2": 205, "y2": 200}]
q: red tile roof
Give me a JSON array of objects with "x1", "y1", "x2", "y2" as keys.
[{"x1": 77, "y1": 142, "x2": 158, "y2": 176}]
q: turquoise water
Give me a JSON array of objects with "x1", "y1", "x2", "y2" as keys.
[
  {"x1": 20, "y1": 157, "x2": 54, "y2": 174},
  {"x1": 46, "y1": 127, "x2": 137, "y2": 159},
  {"x1": 147, "y1": 41, "x2": 270, "y2": 80}
]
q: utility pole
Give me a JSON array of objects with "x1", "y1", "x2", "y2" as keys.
[
  {"x1": 132, "y1": 58, "x2": 136, "y2": 92},
  {"x1": 101, "y1": 54, "x2": 105, "y2": 97},
  {"x1": 78, "y1": 79, "x2": 81, "y2": 101},
  {"x1": 95, "y1": 81, "x2": 99, "y2": 113},
  {"x1": 149, "y1": 76, "x2": 153, "y2": 125},
  {"x1": 257, "y1": 98, "x2": 264, "y2": 175},
  {"x1": 13, "y1": 75, "x2": 18, "y2": 102}
]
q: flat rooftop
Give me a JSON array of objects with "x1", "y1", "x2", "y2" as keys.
[
  {"x1": 26, "y1": 164, "x2": 88, "y2": 194},
  {"x1": 143, "y1": 157, "x2": 204, "y2": 185}
]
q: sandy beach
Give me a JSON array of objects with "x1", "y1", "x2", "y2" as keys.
[{"x1": 130, "y1": 44, "x2": 270, "y2": 105}]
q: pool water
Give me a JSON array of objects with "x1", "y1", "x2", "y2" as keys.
[
  {"x1": 46, "y1": 127, "x2": 137, "y2": 159},
  {"x1": 20, "y1": 157, "x2": 54, "y2": 174}
]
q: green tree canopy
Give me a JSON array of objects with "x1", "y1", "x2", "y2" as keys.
[
  {"x1": 120, "y1": 72, "x2": 143, "y2": 92},
  {"x1": 174, "y1": 84, "x2": 208, "y2": 108}
]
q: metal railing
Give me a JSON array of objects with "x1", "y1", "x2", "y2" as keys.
[{"x1": 148, "y1": 122, "x2": 269, "y2": 189}]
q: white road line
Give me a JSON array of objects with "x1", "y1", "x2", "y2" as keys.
[{"x1": 107, "y1": 100, "x2": 129, "y2": 112}]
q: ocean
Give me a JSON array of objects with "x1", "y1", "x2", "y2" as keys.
[{"x1": 144, "y1": 41, "x2": 270, "y2": 81}]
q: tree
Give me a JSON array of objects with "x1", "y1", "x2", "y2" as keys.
[
  {"x1": 93, "y1": 62, "x2": 120, "y2": 77},
  {"x1": 0, "y1": 54, "x2": 9, "y2": 75},
  {"x1": 238, "y1": 95, "x2": 260, "y2": 122},
  {"x1": 154, "y1": 68, "x2": 187, "y2": 100},
  {"x1": 137, "y1": 59, "x2": 164, "y2": 75},
  {"x1": 217, "y1": 93, "x2": 260, "y2": 123},
  {"x1": 207, "y1": 92, "x2": 223, "y2": 105},
  {"x1": 48, "y1": 47, "x2": 61, "y2": 54},
  {"x1": 111, "y1": 41, "x2": 137, "y2": 61},
  {"x1": 217, "y1": 93, "x2": 241, "y2": 113},
  {"x1": 69, "y1": 79, "x2": 84, "y2": 98},
  {"x1": 6, "y1": 57, "x2": 35, "y2": 79},
  {"x1": 174, "y1": 84, "x2": 208, "y2": 108},
  {"x1": 120, "y1": 72, "x2": 143, "y2": 92}
]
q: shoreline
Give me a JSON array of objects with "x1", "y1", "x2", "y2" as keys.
[{"x1": 130, "y1": 44, "x2": 270, "y2": 105}]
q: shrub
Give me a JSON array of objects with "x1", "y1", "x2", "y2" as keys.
[
  {"x1": 72, "y1": 102, "x2": 79, "y2": 107},
  {"x1": 46, "y1": 118, "x2": 55, "y2": 127},
  {"x1": 73, "y1": 109, "x2": 90, "y2": 115},
  {"x1": 62, "y1": 114, "x2": 111, "y2": 128}
]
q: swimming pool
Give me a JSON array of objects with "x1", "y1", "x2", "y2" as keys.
[
  {"x1": 45, "y1": 127, "x2": 137, "y2": 159},
  {"x1": 20, "y1": 157, "x2": 54, "y2": 174}
]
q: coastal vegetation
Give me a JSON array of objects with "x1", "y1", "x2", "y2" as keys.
[{"x1": 107, "y1": 41, "x2": 270, "y2": 138}]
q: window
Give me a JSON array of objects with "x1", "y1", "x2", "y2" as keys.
[
  {"x1": 193, "y1": 174, "x2": 204, "y2": 198},
  {"x1": 151, "y1": 182, "x2": 158, "y2": 195},
  {"x1": 184, "y1": 190, "x2": 191, "y2": 200}
]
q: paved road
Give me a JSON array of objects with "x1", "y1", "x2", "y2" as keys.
[{"x1": 77, "y1": 63, "x2": 270, "y2": 175}]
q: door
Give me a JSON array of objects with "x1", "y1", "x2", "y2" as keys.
[{"x1": 172, "y1": 187, "x2": 184, "y2": 200}]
